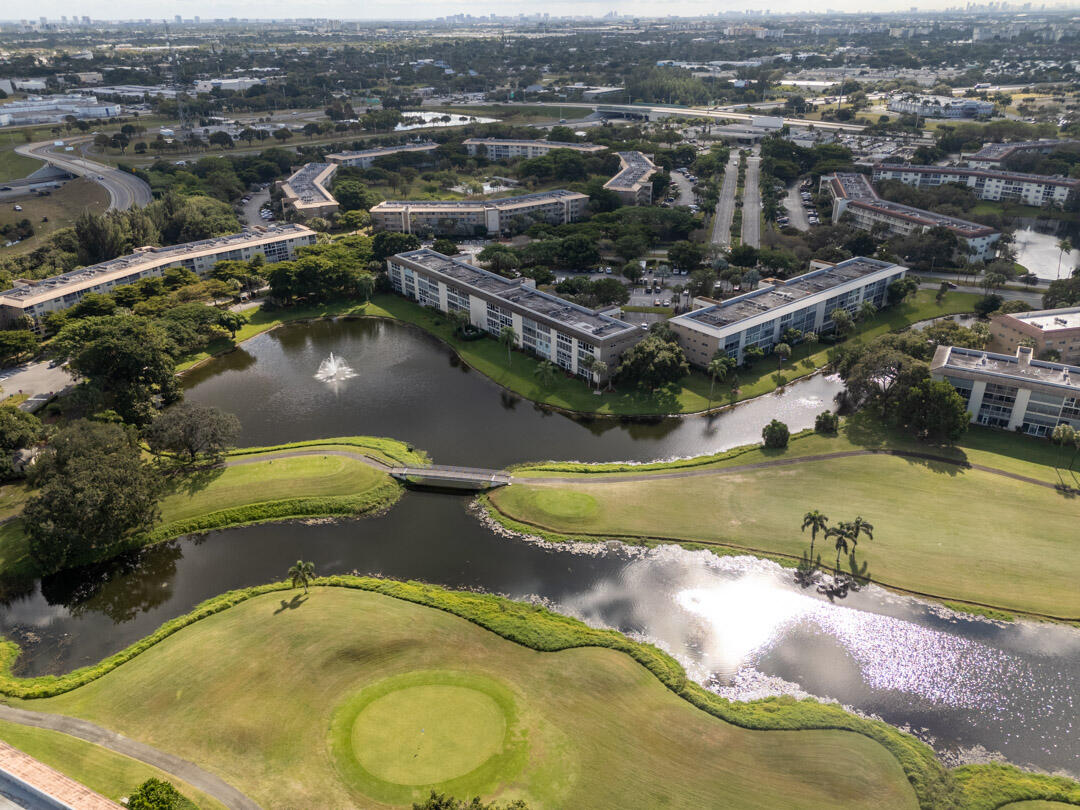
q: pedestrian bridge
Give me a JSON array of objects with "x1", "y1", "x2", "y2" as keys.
[{"x1": 389, "y1": 465, "x2": 512, "y2": 491}]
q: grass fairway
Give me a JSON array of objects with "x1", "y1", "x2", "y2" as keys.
[
  {"x1": 489, "y1": 425, "x2": 1080, "y2": 618},
  {"x1": 0, "y1": 719, "x2": 226, "y2": 809},
  {"x1": 16, "y1": 587, "x2": 917, "y2": 809}
]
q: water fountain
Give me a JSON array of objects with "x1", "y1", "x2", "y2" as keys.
[{"x1": 315, "y1": 352, "x2": 356, "y2": 383}]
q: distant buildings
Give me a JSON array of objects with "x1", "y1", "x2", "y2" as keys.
[
  {"x1": 370, "y1": 190, "x2": 589, "y2": 236},
  {"x1": 965, "y1": 139, "x2": 1080, "y2": 168},
  {"x1": 931, "y1": 344, "x2": 1080, "y2": 436},
  {"x1": 820, "y1": 172, "x2": 999, "y2": 262},
  {"x1": 0, "y1": 94, "x2": 120, "y2": 126},
  {"x1": 0, "y1": 225, "x2": 316, "y2": 329},
  {"x1": 387, "y1": 249, "x2": 642, "y2": 382},
  {"x1": 989, "y1": 307, "x2": 1080, "y2": 364},
  {"x1": 872, "y1": 164, "x2": 1079, "y2": 208},
  {"x1": 669, "y1": 257, "x2": 906, "y2": 367},
  {"x1": 887, "y1": 93, "x2": 994, "y2": 119},
  {"x1": 325, "y1": 142, "x2": 439, "y2": 168},
  {"x1": 603, "y1": 151, "x2": 658, "y2": 206},
  {"x1": 462, "y1": 138, "x2": 607, "y2": 160},
  {"x1": 279, "y1": 163, "x2": 339, "y2": 219},
  {"x1": 194, "y1": 77, "x2": 265, "y2": 93}
]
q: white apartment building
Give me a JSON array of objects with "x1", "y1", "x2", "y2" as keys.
[
  {"x1": 370, "y1": 190, "x2": 589, "y2": 237},
  {"x1": 872, "y1": 164, "x2": 1078, "y2": 208},
  {"x1": 821, "y1": 173, "x2": 1000, "y2": 262},
  {"x1": 603, "y1": 151, "x2": 659, "y2": 206},
  {"x1": 0, "y1": 224, "x2": 316, "y2": 328},
  {"x1": 194, "y1": 77, "x2": 265, "y2": 93},
  {"x1": 966, "y1": 139, "x2": 1079, "y2": 168},
  {"x1": 462, "y1": 138, "x2": 607, "y2": 160},
  {"x1": 669, "y1": 257, "x2": 907, "y2": 367},
  {"x1": 279, "y1": 163, "x2": 339, "y2": 219},
  {"x1": 387, "y1": 249, "x2": 642, "y2": 381},
  {"x1": 325, "y1": 142, "x2": 439, "y2": 168}
]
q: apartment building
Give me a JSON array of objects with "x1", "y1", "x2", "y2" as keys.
[
  {"x1": 0, "y1": 224, "x2": 316, "y2": 328},
  {"x1": 820, "y1": 172, "x2": 999, "y2": 262},
  {"x1": 886, "y1": 93, "x2": 994, "y2": 119},
  {"x1": 989, "y1": 307, "x2": 1080, "y2": 364},
  {"x1": 931, "y1": 344, "x2": 1080, "y2": 437},
  {"x1": 872, "y1": 164, "x2": 1078, "y2": 208},
  {"x1": 325, "y1": 141, "x2": 439, "y2": 168},
  {"x1": 279, "y1": 163, "x2": 339, "y2": 219},
  {"x1": 603, "y1": 151, "x2": 659, "y2": 206},
  {"x1": 370, "y1": 190, "x2": 589, "y2": 236},
  {"x1": 462, "y1": 138, "x2": 607, "y2": 160},
  {"x1": 386, "y1": 249, "x2": 642, "y2": 381},
  {"x1": 966, "y1": 139, "x2": 1079, "y2": 168},
  {"x1": 668, "y1": 257, "x2": 907, "y2": 367}
]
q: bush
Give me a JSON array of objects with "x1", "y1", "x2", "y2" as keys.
[
  {"x1": 814, "y1": 410, "x2": 839, "y2": 434},
  {"x1": 762, "y1": 419, "x2": 790, "y2": 448}
]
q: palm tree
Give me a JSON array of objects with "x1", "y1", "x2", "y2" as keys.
[
  {"x1": 849, "y1": 516, "x2": 874, "y2": 555},
  {"x1": 827, "y1": 522, "x2": 853, "y2": 575},
  {"x1": 707, "y1": 356, "x2": 732, "y2": 402},
  {"x1": 773, "y1": 342, "x2": 791, "y2": 371},
  {"x1": 802, "y1": 331, "x2": 818, "y2": 360},
  {"x1": 287, "y1": 560, "x2": 315, "y2": 593},
  {"x1": 592, "y1": 359, "x2": 609, "y2": 391},
  {"x1": 1051, "y1": 424, "x2": 1077, "y2": 471},
  {"x1": 533, "y1": 360, "x2": 558, "y2": 389},
  {"x1": 801, "y1": 510, "x2": 828, "y2": 563},
  {"x1": 1057, "y1": 239, "x2": 1073, "y2": 280},
  {"x1": 499, "y1": 326, "x2": 518, "y2": 366}
]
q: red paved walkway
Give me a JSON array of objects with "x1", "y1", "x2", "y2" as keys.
[{"x1": 0, "y1": 740, "x2": 121, "y2": 809}]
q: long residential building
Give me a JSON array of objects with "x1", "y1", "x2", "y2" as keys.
[
  {"x1": 965, "y1": 139, "x2": 1079, "y2": 168},
  {"x1": 325, "y1": 141, "x2": 439, "y2": 168},
  {"x1": 387, "y1": 249, "x2": 642, "y2": 381},
  {"x1": 370, "y1": 190, "x2": 589, "y2": 236},
  {"x1": 0, "y1": 224, "x2": 316, "y2": 328},
  {"x1": 931, "y1": 344, "x2": 1080, "y2": 437},
  {"x1": 871, "y1": 163, "x2": 1078, "y2": 208},
  {"x1": 669, "y1": 256, "x2": 907, "y2": 367},
  {"x1": 462, "y1": 138, "x2": 607, "y2": 160},
  {"x1": 989, "y1": 306, "x2": 1080, "y2": 364},
  {"x1": 278, "y1": 162, "x2": 339, "y2": 219},
  {"x1": 886, "y1": 93, "x2": 994, "y2": 119},
  {"x1": 820, "y1": 172, "x2": 1000, "y2": 262},
  {"x1": 603, "y1": 151, "x2": 659, "y2": 206}
]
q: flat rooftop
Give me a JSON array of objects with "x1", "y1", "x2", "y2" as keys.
[
  {"x1": 395, "y1": 249, "x2": 636, "y2": 340},
  {"x1": 968, "y1": 139, "x2": 1079, "y2": 161},
  {"x1": 462, "y1": 137, "x2": 606, "y2": 153},
  {"x1": 372, "y1": 189, "x2": 586, "y2": 211},
  {"x1": 604, "y1": 151, "x2": 659, "y2": 191},
  {"x1": 874, "y1": 163, "x2": 1080, "y2": 188},
  {"x1": 325, "y1": 141, "x2": 438, "y2": 161},
  {"x1": 1007, "y1": 307, "x2": 1080, "y2": 331},
  {"x1": 678, "y1": 256, "x2": 900, "y2": 331},
  {"x1": 282, "y1": 163, "x2": 336, "y2": 205},
  {"x1": 936, "y1": 345, "x2": 1080, "y2": 393}
]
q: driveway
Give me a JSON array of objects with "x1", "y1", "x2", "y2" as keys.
[
  {"x1": 709, "y1": 153, "x2": 740, "y2": 247},
  {"x1": 241, "y1": 189, "x2": 271, "y2": 227},
  {"x1": 0, "y1": 361, "x2": 74, "y2": 404},
  {"x1": 782, "y1": 182, "x2": 810, "y2": 231},
  {"x1": 740, "y1": 149, "x2": 761, "y2": 248},
  {"x1": 670, "y1": 173, "x2": 695, "y2": 206}
]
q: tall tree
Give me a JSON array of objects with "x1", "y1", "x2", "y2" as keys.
[
  {"x1": 801, "y1": 510, "x2": 829, "y2": 564},
  {"x1": 500, "y1": 326, "x2": 518, "y2": 366},
  {"x1": 144, "y1": 403, "x2": 241, "y2": 465},
  {"x1": 288, "y1": 559, "x2": 315, "y2": 593}
]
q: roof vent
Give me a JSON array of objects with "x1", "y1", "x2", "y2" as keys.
[
  {"x1": 1016, "y1": 346, "x2": 1033, "y2": 367},
  {"x1": 979, "y1": 352, "x2": 988, "y2": 365}
]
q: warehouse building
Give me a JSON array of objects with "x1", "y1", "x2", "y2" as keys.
[
  {"x1": 871, "y1": 164, "x2": 1078, "y2": 208},
  {"x1": 989, "y1": 307, "x2": 1080, "y2": 364},
  {"x1": 931, "y1": 344, "x2": 1080, "y2": 436},
  {"x1": 370, "y1": 190, "x2": 588, "y2": 236},
  {"x1": 0, "y1": 94, "x2": 120, "y2": 125},
  {"x1": 325, "y1": 141, "x2": 439, "y2": 168},
  {"x1": 886, "y1": 93, "x2": 994, "y2": 119},
  {"x1": 669, "y1": 256, "x2": 907, "y2": 367},
  {"x1": 0, "y1": 224, "x2": 316, "y2": 329},
  {"x1": 820, "y1": 172, "x2": 999, "y2": 262},
  {"x1": 278, "y1": 163, "x2": 339, "y2": 219},
  {"x1": 387, "y1": 249, "x2": 642, "y2": 382},
  {"x1": 462, "y1": 138, "x2": 607, "y2": 160},
  {"x1": 603, "y1": 151, "x2": 659, "y2": 206}
]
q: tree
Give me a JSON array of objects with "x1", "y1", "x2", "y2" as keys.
[
  {"x1": 1051, "y1": 423, "x2": 1078, "y2": 472},
  {"x1": 23, "y1": 421, "x2": 162, "y2": 573},
  {"x1": 616, "y1": 335, "x2": 689, "y2": 391},
  {"x1": 773, "y1": 342, "x2": 791, "y2": 370},
  {"x1": 899, "y1": 379, "x2": 969, "y2": 442},
  {"x1": 372, "y1": 232, "x2": 421, "y2": 261},
  {"x1": 826, "y1": 521, "x2": 853, "y2": 574},
  {"x1": 762, "y1": 419, "x2": 789, "y2": 449},
  {"x1": 614, "y1": 233, "x2": 648, "y2": 262},
  {"x1": 334, "y1": 180, "x2": 380, "y2": 212},
  {"x1": 218, "y1": 310, "x2": 247, "y2": 339},
  {"x1": 1057, "y1": 238, "x2": 1073, "y2": 280},
  {"x1": 412, "y1": 791, "x2": 529, "y2": 810},
  {"x1": 668, "y1": 240, "x2": 705, "y2": 271},
  {"x1": 857, "y1": 300, "x2": 878, "y2": 322},
  {"x1": 622, "y1": 261, "x2": 643, "y2": 283},
  {"x1": 728, "y1": 243, "x2": 759, "y2": 268},
  {"x1": 288, "y1": 559, "x2": 315, "y2": 593},
  {"x1": 0, "y1": 408, "x2": 43, "y2": 480},
  {"x1": 974, "y1": 294, "x2": 1004, "y2": 318},
  {"x1": 208, "y1": 131, "x2": 234, "y2": 148},
  {"x1": 814, "y1": 410, "x2": 839, "y2": 434},
  {"x1": 830, "y1": 308, "x2": 854, "y2": 339},
  {"x1": 801, "y1": 510, "x2": 829, "y2": 563},
  {"x1": 533, "y1": 360, "x2": 558, "y2": 388},
  {"x1": 432, "y1": 238, "x2": 458, "y2": 256},
  {"x1": 707, "y1": 355, "x2": 734, "y2": 401},
  {"x1": 272, "y1": 128, "x2": 294, "y2": 143},
  {"x1": 500, "y1": 326, "x2": 518, "y2": 366},
  {"x1": 591, "y1": 359, "x2": 608, "y2": 391},
  {"x1": 802, "y1": 331, "x2": 818, "y2": 359},
  {"x1": 128, "y1": 778, "x2": 186, "y2": 810},
  {"x1": 0, "y1": 329, "x2": 38, "y2": 365},
  {"x1": 144, "y1": 402, "x2": 241, "y2": 464},
  {"x1": 886, "y1": 277, "x2": 919, "y2": 306}
]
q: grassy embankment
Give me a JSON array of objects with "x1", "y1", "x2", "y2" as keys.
[
  {"x1": 0, "y1": 177, "x2": 111, "y2": 256},
  {"x1": 2, "y1": 580, "x2": 1077, "y2": 808},
  {"x1": 0, "y1": 436, "x2": 424, "y2": 580},
  {"x1": 178, "y1": 289, "x2": 980, "y2": 415},
  {"x1": 486, "y1": 413, "x2": 1080, "y2": 620}
]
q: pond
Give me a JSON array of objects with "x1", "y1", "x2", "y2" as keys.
[
  {"x1": 395, "y1": 111, "x2": 498, "y2": 131},
  {"x1": 1012, "y1": 226, "x2": 1079, "y2": 281}
]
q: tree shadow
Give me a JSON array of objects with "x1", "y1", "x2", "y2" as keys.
[{"x1": 273, "y1": 593, "x2": 308, "y2": 614}]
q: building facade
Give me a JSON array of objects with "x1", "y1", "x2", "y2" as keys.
[
  {"x1": 820, "y1": 172, "x2": 999, "y2": 262},
  {"x1": 0, "y1": 94, "x2": 120, "y2": 125},
  {"x1": 462, "y1": 138, "x2": 607, "y2": 160},
  {"x1": 325, "y1": 142, "x2": 439, "y2": 168},
  {"x1": 370, "y1": 190, "x2": 589, "y2": 236},
  {"x1": 872, "y1": 164, "x2": 1078, "y2": 208},
  {"x1": 886, "y1": 93, "x2": 994, "y2": 119},
  {"x1": 278, "y1": 163, "x2": 339, "y2": 219},
  {"x1": 0, "y1": 224, "x2": 316, "y2": 328},
  {"x1": 965, "y1": 139, "x2": 1079, "y2": 168},
  {"x1": 386, "y1": 249, "x2": 642, "y2": 381},
  {"x1": 989, "y1": 307, "x2": 1080, "y2": 364},
  {"x1": 669, "y1": 257, "x2": 907, "y2": 367},
  {"x1": 931, "y1": 344, "x2": 1080, "y2": 437},
  {"x1": 603, "y1": 151, "x2": 659, "y2": 206}
]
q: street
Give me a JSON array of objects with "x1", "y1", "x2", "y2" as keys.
[
  {"x1": 15, "y1": 138, "x2": 152, "y2": 211},
  {"x1": 741, "y1": 149, "x2": 761, "y2": 248},
  {"x1": 710, "y1": 153, "x2": 740, "y2": 247}
]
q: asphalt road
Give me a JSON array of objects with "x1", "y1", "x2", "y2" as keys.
[
  {"x1": 710, "y1": 153, "x2": 740, "y2": 247},
  {"x1": 782, "y1": 182, "x2": 811, "y2": 231},
  {"x1": 741, "y1": 150, "x2": 761, "y2": 248},
  {"x1": 15, "y1": 139, "x2": 152, "y2": 211},
  {"x1": 0, "y1": 361, "x2": 74, "y2": 402}
]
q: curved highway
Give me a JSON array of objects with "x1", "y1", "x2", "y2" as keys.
[{"x1": 15, "y1": 138, "x2": 152, "y2": 211}]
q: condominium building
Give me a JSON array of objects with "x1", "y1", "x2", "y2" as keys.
[
  {"x1": 386, "y1": 249, "x2": 642, "y2": 381},
  {"x1": 965, "y1": 139, "x2": 1079, "y2": 168},
  {"x1": 0, "y1": 224, "x2": 316, "y2": 328},
  {"x1": 989, "y1": 307, "x2": 1080, "y2": 364},
  {"x1": 886, "y1": 93, "x2": 994, "y2": 119},
  {"x1": 931, "y1": 344, "x2": 1080, "y2": 436},
  {"x1": 279, "y1": 163, "x2": 339, "y2": 219},
  {"x1": 668, "y1": 256, "x2": 907, "y2": 367},
  {"x1": 820, "y1": 173, "x2": 999, "y2": 262},
  {"x1": 603, "y1": 151, "x2": 659, "y2": 206},
  {"x1": 325, "y1": 141, "x2": 439, "y2": 168},
  {"x1": 462, "y1": 138, "x2": 607, "y2": 160},
  {"x1": 872, "y1": 164, "x2": 1078, "y2": 208},
  {"x1": 370, "y1": 190, "x2": 589, "y2": 237}
]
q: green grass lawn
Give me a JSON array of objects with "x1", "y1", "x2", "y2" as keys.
[
  {"x1": 0, "y1": 719, "x2": 225, "y2": 809},
  {"x1": 0, "y1": 145, "x2": 42, "y2": 182},
  {"x1": 17, "y1": 586, "x2": 919, "y2": 809},
  {"x1": 0, "y1": 177, "x2": 110, "y2": 257},
  {"x1": 489, "y1": 421, "x2": 1080, "y2": 618}
]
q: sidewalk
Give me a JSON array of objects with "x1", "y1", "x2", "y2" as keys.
[{"x1": 0, "y1": 740, "x2": 120, "y2": 810}]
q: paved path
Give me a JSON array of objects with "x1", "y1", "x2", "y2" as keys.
[
  {"x1": 782, "y1": 182, "x2": 810, "y2": 231},
  {"x1": 740, "y1": 149, "x2": 761, "y2": 248},
  {"x1": 15, "y1": 139, "x2": 152, "y2": 211},
  {"x1": 0, "y1": 739, "x2": 119, "y2": 809},
  {"x1": 709, "y1": 153, "x2": 740, "y2": 247},
  {"x1": 0, "y1": 706, "x2": 261, "y2": 810}
]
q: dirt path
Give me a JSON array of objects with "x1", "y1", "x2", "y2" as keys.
[{"x1": 0, "y1": 706, "x2": 261, "y2": 810}]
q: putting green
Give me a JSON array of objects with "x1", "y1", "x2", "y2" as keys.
[
  {"x1": 330, "y1": 670, "x2": 527, "y2": 805},
  {"x1": 352, "y1": 684, "x2": 506, "y2": 785}
]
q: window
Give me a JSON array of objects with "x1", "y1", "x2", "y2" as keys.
[{"x1": 486, "y1": 302, "x2": 513, "y2": 335}]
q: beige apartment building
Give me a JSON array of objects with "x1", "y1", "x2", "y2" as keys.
[
  {"x1": 989, "y1": 307, "x2": 1080, "y2": 364},
  {"x1": 325, "y1": 142, "x2": 439, "y2": 168},
  {"x1": 278, "y1": 163, "x2": 339, "y2": 219},
  {"x1": 369, "y1": 190, "x2": 588, "y2": 236},
  {"x1": 871, "y1": 164, "x2": 1078, "y2": 208},
  {"x1": 603, "y1": 151, "x2": 659, "y2": 206}
]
